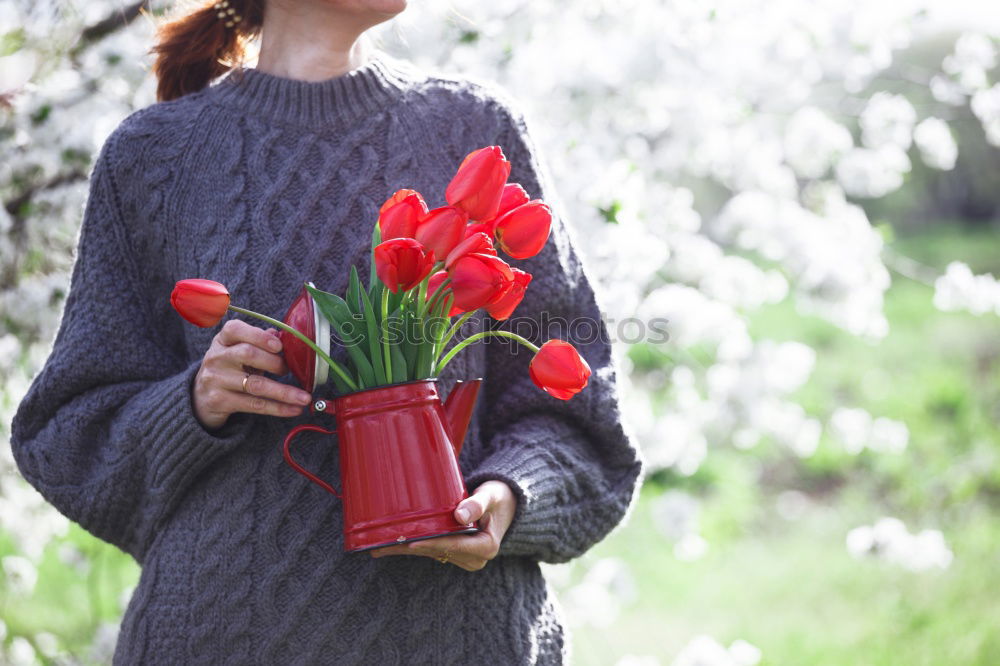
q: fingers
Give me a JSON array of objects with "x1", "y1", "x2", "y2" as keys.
[
  {"x1": 217, "y1": 319, "x2": 283, "y2": 353},
  {"x1": 225, "y1": 341, "x2": 287, "y2": 375},
  {"x1": 210, "y1": 321, "x2": 289, "y2": 376},
  {"x1": 454, "y1": 494, "x2": 488, "y2": 525},
  {"x1": 194, "y1": 320, "x2": 311, "y2": 427},
  {"x1": 236, "y1": 372, "x2": 312, "y2": 407},
  {"x1": 195, "y1": 366, "x2": 310, "y2": 420},
  {"x1": 370, "y1": 530, "x2": 500, "y2": 572}
]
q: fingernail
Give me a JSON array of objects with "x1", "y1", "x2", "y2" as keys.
[
  {"x1": 297, "y1": 392, "x2": 311, "y2": 404},
  {"x1": 455, "y1": 507, "x2": 469, "y2": 523},
  {"x1": 269, "y1": 337, "x2": 282, "y2": 351}
]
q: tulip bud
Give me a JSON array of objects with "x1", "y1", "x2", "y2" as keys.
[
  {"x1": 378, "y1": 195, "x2": 425, "y2": 240},
  {"x1": 380, "y1": 189, "x2": 428, "y2": 217},
  {"x1": 485, "y1": 268, "x2": 532, "y2": 320},
  {"x1": 493, "y1": 200, "x2": 552, "y2": 260},
  {"x1": 447, "y1": 252, "x2": 515, "y2": 312},
  {"x1": 529, "y1": 339, "x2": 591, "y2": 400},
  {"x1": 374, "y1": 238, "x2": 436, "y2": 293},
  {"x1": 484, "y1": 183, "x2": 531, "y2": 230},
  {"x1": 415, "y1": 205, "x2": 468, "y2": 259},
  {"x1": 170, "y1": 279, "x2": 230, "y2": 328},
  {"x1": 445, "y1": 231, "x2": 498, "y2": 269},
  {"x1": 445, "y1": 146, "x2": 511, "y2": 222}
]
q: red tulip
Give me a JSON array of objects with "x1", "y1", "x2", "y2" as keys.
[
  {"x1": 485, "y1": 268, "x2": 532, "y2": 320},
  {"x1": 493, "y1": 200, "x2": 552, "y2": 260},
  {"x1": 379, "y1": 190, "x2": 427, "y2": 240},
  {"x1": 426, "y1": 270, "x2": 465, "y2": 317},
  {"x1": 170, "y1": 279, "x2": 230, "y2": 328},
  {"x1": 447, "y1": 253, "x2": 515, "y2": 312},
  {"x1": 380, "y1": 188, "x2": 428, "y2": 217},
  {"x1": 445, "y1": 146, "x2": 511, "y2": 222},
  {"x1": 464, "y1": 221, "x2": 493, "y2": 239},
  {"x1": 529, "y1": 339, "x2": 591, "y2": 400},
  {"x1": 415, "y1": 205, "x2": 468, "y2": 259},
  {"x1": 484, "y1": 183, "x2": 531, "y2": 229},
  {"x1": 374, "y1": 238, "x2": 436, "y2": 293},
  {"x1": 445, "y1": 231, "x2": 497, "y2": 269}
]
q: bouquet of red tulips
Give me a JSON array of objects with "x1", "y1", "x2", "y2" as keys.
[{"x1": 171, "y1": 145, "x2": 590, "y2": 400}]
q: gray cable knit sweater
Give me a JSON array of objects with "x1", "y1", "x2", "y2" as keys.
[{"x1": 10, "y1": 50, "x2": 643, "y2": 664}]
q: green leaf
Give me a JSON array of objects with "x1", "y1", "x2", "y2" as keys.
[
  {"x1": 390, "y1": 343, "x2": 409, "y2": 383},
  {"x1": 306, "y1": 284, "x2": 377, "y2": 388},
  {"x1": 368, "y1": 281, "x2": 384, "y2": 326},
  {"x1": 328, "y1": 370, "x2": 352, "y2": 394},
  {"x1": 369, "y1": 220, "x2": 382, "y2": 289},
  {"x1": 358, "y1": 283, "x2": 387, "y2": 385},
  {"x1": 417, "y1": 315, "x2": 448, "y2": 379},
  {"x1": 388, "y1": 287, "x2": 405, "y2": 315},
  {"x1": 384, "y1": 311, "x2": 409, "y2": 383},
  {"x1": 401, "y1": 308, "x2": 418, "y2": 375},
  {"x1": 347, "y1": 266, "x2": 363, "y2": 317}
]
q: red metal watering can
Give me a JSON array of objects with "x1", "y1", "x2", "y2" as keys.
[{"x1": 282, "y1": 378, "x2": 483, "y2": 552}]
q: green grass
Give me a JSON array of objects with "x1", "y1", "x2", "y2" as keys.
[
  {"x1": 565, "y1": 225, "x2": 1000, "y2": 665},
  {"x1": 571, "y1": 489, "x2": 1000, "y2": 666}
]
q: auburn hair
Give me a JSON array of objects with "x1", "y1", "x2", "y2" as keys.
[{"x1": 151, "y1": 0, "x2": 266, "y2": 102}]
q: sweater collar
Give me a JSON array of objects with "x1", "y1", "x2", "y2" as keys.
[{"x1": 207, "y1": 50, "x2": 420, "y2": 128}]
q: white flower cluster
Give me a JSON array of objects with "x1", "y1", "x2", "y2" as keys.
[
  {"x1": 912, "y1": 117, "x2": 958, "y2": 170},
  {"x1": 846, "y1": 517, "x2": 954, "y2": 571},
  {"x1": 971, "y1": 84, "x2": 1000, "y2": 147},
  {"x1": 715, "y1": 190, "x2": 890, "y2": 338},
  {"x1": 670, "y1": 635, "x2": 762, "y2": 666},
  {"x1": 931, "y1": 32, "x2": 1000, "y2": 145},
  {"x1": 828, "y1": 407, "x2": 910, "y2": 455},
  {"x1": 861, "y1": 92, "x2": 918, "y2": 151},
  {"x1": 624, "y1": 340, "x2": 821, "y2": 477},
  {"x1": 933, "y1": 261, "x2": 1000, "y2": 315}
]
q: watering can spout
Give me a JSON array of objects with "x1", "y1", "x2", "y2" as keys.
[{"x1": 442, "y1": 378, "x2": 482, "y2": 457}]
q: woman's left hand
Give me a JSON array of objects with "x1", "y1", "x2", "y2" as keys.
[{"x1": 370, "y1": 480, "x2": 517, "y2": 571}]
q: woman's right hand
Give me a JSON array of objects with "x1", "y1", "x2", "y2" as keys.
[{"x1": 193, "y1": 319, "x2": 313, "y2": 432}]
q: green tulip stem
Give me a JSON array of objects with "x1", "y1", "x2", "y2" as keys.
[
  {"x1": 434, "y1": 330, "x2": 539, "y2": 375},
  {"x1": 381, "y1": 287, "x2": 392, "y2": 380},
  {"x1": 226, "y1": 304, "x2": 358, "y2": 392},
  {"x1": 422, "y1": 277, "x2": 452, "y2": 319},
  {"x1": 416, "y1": 275, "x2": 428, "y2": 317},
  {"x1": 434, "y1": 310, "x2": 474, "y2": 362}
]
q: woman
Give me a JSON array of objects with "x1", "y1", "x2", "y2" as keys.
[{"x1": 10, "y1": 0, "x2": 643, "y2": 663}]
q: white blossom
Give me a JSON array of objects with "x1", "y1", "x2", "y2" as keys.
[
  {"x1": 970, "y1": 83, "x2": 1000, "y2": 147},
  {"x1": 933, "y1": 261, "x2": 1000, "y2": 315},
  {"x1": 860, "y1": 92, "x2": 917, "y2": 150},
  {"x1": 913, "y1": 117, "x2": 958, "y2": 170},
  {"x1": 784, "y1": 106, "x2": 853, "y2": 179},
  {"x1": 847, "y1": 517, "x2": 953, "y2": 571},
  {"x1": 836, "y1": 146, "x2": 911, "y2": 198},
  {"x1": 671, "y1": 635, "x2": 762, "y2": 666},
  {"x1": 942, "y1": 32, "x2": 997, "y2": 94}
]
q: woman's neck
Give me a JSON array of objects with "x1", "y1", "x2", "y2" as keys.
[{"x1": 254, "y1": 2, "x2": 384, "y2": 82}]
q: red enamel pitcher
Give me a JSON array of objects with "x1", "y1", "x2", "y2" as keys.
[{"x1": 282, "y1": 377, "x2": 483, "y2": 552}]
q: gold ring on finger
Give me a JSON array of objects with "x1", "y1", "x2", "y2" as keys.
[{"x1": 242, "y1": 372, "x2": 253, "y2": 394}]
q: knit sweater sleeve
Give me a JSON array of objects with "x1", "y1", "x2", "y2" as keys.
[
  {"x1": 9, "y1": 126, "x2": 255, "y2": 562},
  {"x1": 463, "y1": 98, "x2": 644, "y2": 563}
]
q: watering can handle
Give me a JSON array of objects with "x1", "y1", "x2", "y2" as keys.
[{"x1": 282, "y1": 423, "x2": 341, "y2": 498}]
